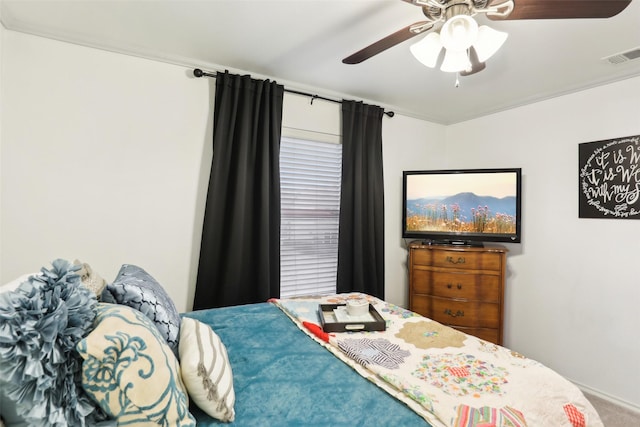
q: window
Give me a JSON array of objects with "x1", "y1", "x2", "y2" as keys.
[{"x1": 280, "y1": 136, "x2": 342, "y2": 298}]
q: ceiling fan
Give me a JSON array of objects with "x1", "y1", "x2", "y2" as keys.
[{"x1": 343, "y1": 0, "x2": 632, "y2": 76}]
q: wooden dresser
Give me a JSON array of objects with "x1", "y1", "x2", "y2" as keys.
[{"x1": 408, "y1": 242, "x2": 508, "y2": 345}]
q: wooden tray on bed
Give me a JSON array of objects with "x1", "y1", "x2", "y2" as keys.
[{"x1": 318, "y1": 304, "x2": 386, "y2": 333}]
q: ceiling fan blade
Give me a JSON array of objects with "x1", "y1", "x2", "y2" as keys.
[
  {"x1": 488, "y1": 0, "x2": 631, "y2": 20},
  {"x1": 343, "y1": 21, "x2": 433, "y2": 64},
  {"x1": 459, "y1": 46, "x2": 486, "y2": 76}
]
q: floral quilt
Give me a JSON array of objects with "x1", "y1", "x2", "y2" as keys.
[{"x1": 273, "y1": 293, "x2": 603, "y2": 427}]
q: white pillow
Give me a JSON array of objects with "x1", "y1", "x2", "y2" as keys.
[
  {"x1": 73, "y1": 260, "x2": 107, "y2": 298},
  {"x1": 179, "y1": 317, "x2": 235, "y2": 422},
  {"x1": 0, "y1": 273, "x2": 38, "y2": 294}
]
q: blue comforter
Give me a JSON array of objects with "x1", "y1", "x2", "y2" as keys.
[{"x1": 183, "y1": 302, "x2": 429, "y2": 426}]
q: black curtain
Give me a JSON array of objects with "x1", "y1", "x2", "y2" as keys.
[
  {"x1": 193, "y1": 72, "x2": 284, "y2": 309},
  {"x1": 337, "y1": 100, "x2": 385, "y2": 299}
]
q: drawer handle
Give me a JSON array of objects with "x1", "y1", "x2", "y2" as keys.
[
  {"x1": 446, "y1": 256, "x2": 466, "y2": 264},
  {"x1": 444, "y1": 308, "x2": 465, "y2": 318},
  {"x1": 446, "y1": 283, "x2": 463, "y2": 290}
]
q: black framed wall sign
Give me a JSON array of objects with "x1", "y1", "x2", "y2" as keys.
[{"x1": 579, "y1": 134, "x2": 640, "y2": 219}]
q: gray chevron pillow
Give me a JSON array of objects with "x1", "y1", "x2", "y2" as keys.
[{"x1": 101, "y1": 264, "x2": 180, "y2": 356}]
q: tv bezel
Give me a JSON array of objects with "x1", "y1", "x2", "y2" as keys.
[{"x1": 402, "y1": 168, "x2": 522, "y2": 245}]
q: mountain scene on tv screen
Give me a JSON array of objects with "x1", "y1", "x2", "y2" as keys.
[{"x1": 406, "y1": 192, "x2": 517, "y2": 234}]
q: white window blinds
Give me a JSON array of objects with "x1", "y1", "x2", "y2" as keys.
[{"x1": 280, "y1": 136, "x2": 342, "y2": 298}]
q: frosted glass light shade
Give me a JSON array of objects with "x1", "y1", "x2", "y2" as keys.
[
  {"x1": 440, "y1": 49, "x2": 472, "y2": 73},
  {"x1": 410, "y1": 32, "x2": 443, "y2": 68},
  {"x1": 474, "y1": 25, "x2": 509, "y2": 62},
  {"x1": 409, "y1": 15, "x2": 508, "y2": 74},
  {"x1": 440, "y1": 15, "x2": 478, "y2": 51}
]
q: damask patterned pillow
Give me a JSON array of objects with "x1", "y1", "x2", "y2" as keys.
[
  {"x1": 101, "y1": 264, "x2": 180, "y2": 356},
  {"x1": 77, "y1": 303, "x2": 195, "y2": 426},
  {"x1": 179, "y1": 317, "x2": 235, "y2": 422}
]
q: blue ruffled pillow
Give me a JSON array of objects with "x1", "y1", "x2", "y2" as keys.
[
  {"x1": 0, "y1": 259, "x2": 110, "y2": 426},
  {"x1": 101, "y1": 264, "x2": 180, "y2": 356}
]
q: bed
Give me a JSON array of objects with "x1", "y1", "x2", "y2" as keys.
[
  {"x1": 0, "y1": 260, "x2": 603, "y2": 426},
  {"x1": 184, "y1": 301, "x2": 428, "y2": 426},
  {"x1": 187, "y1": 294, "x2": 603, "y2": 427}
]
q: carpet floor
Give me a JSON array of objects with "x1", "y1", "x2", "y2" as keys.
[{"x1": 584, "y1": 392, "x2": 640, "y2": 426}]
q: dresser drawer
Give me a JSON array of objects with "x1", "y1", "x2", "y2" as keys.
[
  {"x1": 411, "y1": 248, "x2": 503, "y2": 271},
  {"x1": 408, "y1": 244, "x2": 507, "y2": 346},
  {"x1": 412, "y1": 269, "x2": 501, "y2": 302},
  {"x1": 411, "y1": 295, "x2": 500, "y2": 329}
]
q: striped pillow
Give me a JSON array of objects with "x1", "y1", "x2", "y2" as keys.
[{"x1": 179, "y1": 317, "x2": 235, "y2": 422}]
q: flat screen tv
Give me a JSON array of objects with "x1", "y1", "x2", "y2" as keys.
[{"x1": 402, "y1": 168, "x2": 522, "y2": 245}]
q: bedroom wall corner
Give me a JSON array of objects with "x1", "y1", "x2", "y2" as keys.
[
  {"x1": 444, "y1": 75, "x2": 640, "y2": 409},
  {"x1": 382, "y1": 114, "x2": 446, "y2": 308}
]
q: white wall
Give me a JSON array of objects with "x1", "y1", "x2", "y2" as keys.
[
  {"x1": 0, "y1": 14, "x2": 4, "y2": 279},
  {"x1": 383, "y1": 114, "x2": 445, "y2": 306},
  {"x1": 0, "y1": 30, "x2": 445, "y2": 313},
  {"x1": 446, "y1": 76, "x2": 640, "y2": 408},
  {"x1": 0, "y1": 30, "x2": 211, "y2": 312}
]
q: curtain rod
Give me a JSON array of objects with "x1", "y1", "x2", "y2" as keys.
[{"x1": 193, "y1": 68, "x2": 394, "y2": 118}]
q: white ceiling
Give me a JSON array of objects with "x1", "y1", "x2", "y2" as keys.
[{"x1": 2, "y1": 0, "x2": 640, "y2": 124}]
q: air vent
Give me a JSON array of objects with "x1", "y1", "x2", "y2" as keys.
[{"x1": 602, "y1": 47, "x2": 640, "y2": 65}]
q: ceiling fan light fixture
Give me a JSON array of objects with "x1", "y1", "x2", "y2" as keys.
[
  {"x1": 410, "y1": 32, "x2": 443, "y2": 68},
  {"x1": 474, "y1": 25, "x2": 509, "y2": 62},
  {"x1": 440, "y1": 14, "x2": 478, "y2": 51},
  {"x1": 440, "y1": 49, "x2": 472, "y2": 73},
  {"x1": 409, "y1": 9, "x2": 509, "y2": 74}
]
